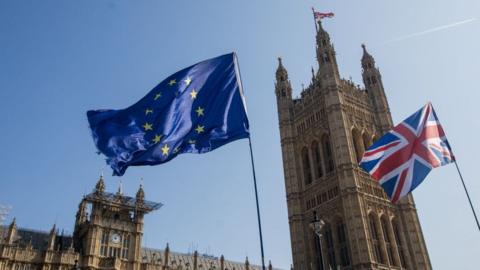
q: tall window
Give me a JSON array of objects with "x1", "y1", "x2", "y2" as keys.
[
  {"x1": 302, "y1": 147, "x2": 313, "y2": 185},
  {"x1": 392, "y1": 220, "x2": 407, "y2": 268},
  {"x1": 381, "y1": 217, "x2": 395, "y2": 266},
  {"x1": 100, "y1": 230, "x2": 108, "y2": 257},
  {"x1": 324, "y1": 224, "x2": 337, "y2": 269},
  {"x1": 369, "y1": 214, "x2": 384, "y2": 264},
  {"x1": 311, "y1": 141, "x2": 324, "y2": 179},
  {"x1": 336, "y1": 220, "x2": 351, "y2": 267},
  {"x1": 122, "y1": 234, "x2": 130, "y2": 259},
  {"x1": 322, "y1": 136, "x2": 334, "y2": 173}
]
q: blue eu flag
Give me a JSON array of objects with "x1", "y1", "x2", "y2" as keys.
[{"x1": 87, "y1": 53, "x2": 250, "y2": 176}]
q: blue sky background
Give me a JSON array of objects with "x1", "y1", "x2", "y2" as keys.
[{"x1": 1, "y1": 0, "x2": 479, "y2": 269}]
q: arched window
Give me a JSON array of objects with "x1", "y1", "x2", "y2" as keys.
[
  {"x1": 381, "y1": 217, "x2": 395, "y2": 266},
  {"x1": 302, "y1": 147, "x2": 313, "y2": 185},
  {"x1": 322, "y1": 135, "x2": 334, "y2": 173},
  {"x1": 369, "y1": 214, "x2": 384, "y2": 264},
  {"x1": 324, "y1": 223, "x2": 337, "y2": 269},
  {"x1": 336, "y1": 219, "x2": 351, "y2": 267},
  {"x1": 322, "y1": 52, "x2": 330, "y2": 63},
  {"x1": 352, "y1": 129, "x2": 364, "y2": 162},
  {"x1": 392, "y1": 219, "x2": 407, "y2": 268},
  {"x1": 311, "y1": 141, "x2": 324, "y2": 179}
]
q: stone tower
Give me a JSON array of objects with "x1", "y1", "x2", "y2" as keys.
[
  {"x1": 73, "y1": 176, "x2": 162, "y2": 270},
  {"x1": 275, "y1": 20, "x2": 431, "y2": 270}
]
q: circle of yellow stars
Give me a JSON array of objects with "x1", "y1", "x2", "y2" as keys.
[{"x1": 141, "y1": 75, "x2": 207, "y2": 156}]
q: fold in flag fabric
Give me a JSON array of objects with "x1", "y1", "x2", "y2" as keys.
[
  {"x1": 359, "y1": 103, "x2": 454, "y2": 203},
  {"x1": 87, "y1": 53, "x2": 250, "y2": 176}
]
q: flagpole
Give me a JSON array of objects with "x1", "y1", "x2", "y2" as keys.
[
  {"x1": 233, "y1": 52, "x2": 266, "y2": 270},
  {"x1": 248, "y1": 136, "x2": 266, "y2": 270},
  {"x1": 312, "y1": 7, "x2": 318, "y2": 32},
  {"x1": 453, "y1": 160, "x2": 480, "y2": 231}
]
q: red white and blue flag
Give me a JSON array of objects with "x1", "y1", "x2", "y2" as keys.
[
  {"x1": 360, "y1": 103, "x2": 454, "y2": 203},
  {"x1": 314, "y1": 11, "x2": 334, "y2": 20}
]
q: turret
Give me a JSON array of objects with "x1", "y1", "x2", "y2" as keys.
[
  {"x1": 163, "y1": 243, "x2": 170, "y2": 268},
  {"x1": 75, "y1": 199, "x2": 88, "y2": 224},
  {"x1": 275, "y1": 58, "x2": 294, "y2": 124},
  {"x1": 361, "y1": 44, "x2": 393, "y2": 132},
  {"x1": 47, "y1": 224, "x2": 57, "y2": 250},
  {"x1": 94, "y1": 174, "x2": 105, "y2": 195},
  {"x1": 275, "y1": 57, "x2": 292, "y2": 99},
  {"x1": 244, "y1": 257, "x2": 250, "y2": 270},
  {"x1": 136, "y1": 184, "x2": 145, "y2": 203},
  {"x1": 315, "y1": 20, "x2": 340, "y2": 85},
  {"x1": 6, "y1": 218, "x2": 17, "y2": 244}
]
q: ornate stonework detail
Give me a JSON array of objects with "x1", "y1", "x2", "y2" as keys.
[
  {"x1": 275, "y1": 21, "x2": 431, "y2": 270},
  {"x1": 0, "y1": 181, "x2": 265, "y2": 270}
]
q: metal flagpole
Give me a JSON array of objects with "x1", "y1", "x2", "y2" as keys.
[
  {"x1": 233, "y1": 52, "x2": 266, "y2": 270},
  {"x1": 248, "y1": 137, "x2": 266, "y2": 270},
  {"x1": 312, "y1": 7, "x2": 318, "y2": 32},
  {"x1": 453, "y1": 160, "x2": 480, "y2": 231}
]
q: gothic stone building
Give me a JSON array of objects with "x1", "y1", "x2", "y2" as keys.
[
  {"x1": 0, "y1": 177, "x2": 270, "y2": 270},
  {"x1": 275, "y1": 21, "x2": 431, "y2": 270}
]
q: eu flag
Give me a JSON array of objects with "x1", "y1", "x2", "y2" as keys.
[{"x1": 87, "y1": 53, "x2": 250, "y2": 176}]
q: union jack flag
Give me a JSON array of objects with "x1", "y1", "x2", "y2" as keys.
[
  {"x1": 314, "y1": 11, "x2": 335, "y2": 20},
  {"x1": 360, "y1": 103, "x2": 454, "y2": 203}
]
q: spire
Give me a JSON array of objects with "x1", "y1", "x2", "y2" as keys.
[
  {"x1": 268, "y1": 260, "x2": 273, "y2": 270},
  {"x1": 315, "y1": 19, "x2": 339, "y2": 85},
  {"x1": 275, "y1": 57, "x2": 292, "y2": 99},
  {"x1": 276, "y1": 57, "x2": 288, "y2": 81},
  {"x1": 6, "y1": 217, "x2": 17, "y2": 244},
  {"x1": 361, "y1": 43, "x2": 375, "y2": 69},
  {"x1": 47, "y1": 224, "x2": 57, "y2": 250},
  {"x1": 245, "y1": 257, "x2": 250, "y2": 270},
  {"x1": 10, "y1": 217, "x2": 16, "y2": 228},
  {"x1": 136, "y1": 183, "x2": 145, "y2": 202},
  {"x1": 95, "y1": 174, "x2": 105, "y2": 194},
  {"x1": 164, "y1": 243, "x2": 170, "y2": 267},
  {"x1": 116, "y1": 180, "x2": 124, "y2": 196},
  {"x1": 220, "y1": 255, "x2": 225, "y2": 270}
]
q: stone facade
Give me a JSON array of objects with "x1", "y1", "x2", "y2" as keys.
[
  {"x1": 275, "y1": 20, "x2": 431, "y2": 270},
  {"x1": 0, "y1": 177, "x2": 271, "y2": 270}
]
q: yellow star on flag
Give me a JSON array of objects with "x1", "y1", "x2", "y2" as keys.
[
  {"x1": 143, "y1": 122, "x2": 153, "y2": 131},
  {"x1": 195, "y1": 106, "x2": 204, "y2": 116},
  {"x1": 154, "y1": 93, "x2": 162, "y2": 100},
  {"x1": 161, "y1": 144, "x2": 170, "y2": 156},
  {"x1": 152, "y1": 134, "x2": 162, "y2": 143},
  {"x1": 145, "y1": 108, "x2": 153, "y2": 115},
  {"x1": 168, "y1": 79, "x2": 176, "y2": 86},
  {"x1": 195, "y1": 125, "x2": 205, "y2": 134},
  {"x1": 190, "y1": 89, "x2": 198, "y2": 99},
  {"x1": 184, "y1": 76, "x2": 192, "y2": 86}
]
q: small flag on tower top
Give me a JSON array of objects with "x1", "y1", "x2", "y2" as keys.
[
  {"x1": 314, "y1": 11, "x2": 334, "y2": 20},
  {"x1": 359, "y1": 103, "x2": 454, "y2": 203}
]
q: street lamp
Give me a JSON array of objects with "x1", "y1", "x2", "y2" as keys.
[{"x1": 309, "y1": 213, "x2": 325, "y2": 270}]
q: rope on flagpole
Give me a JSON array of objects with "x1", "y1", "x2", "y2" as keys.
[{"x1": 453, "y1": 160, "x2": 480, "y2": 231}]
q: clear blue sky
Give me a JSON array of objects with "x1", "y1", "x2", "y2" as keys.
[{"x1": 1, "y1": 0, "x2": 479, "y2": 269}]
